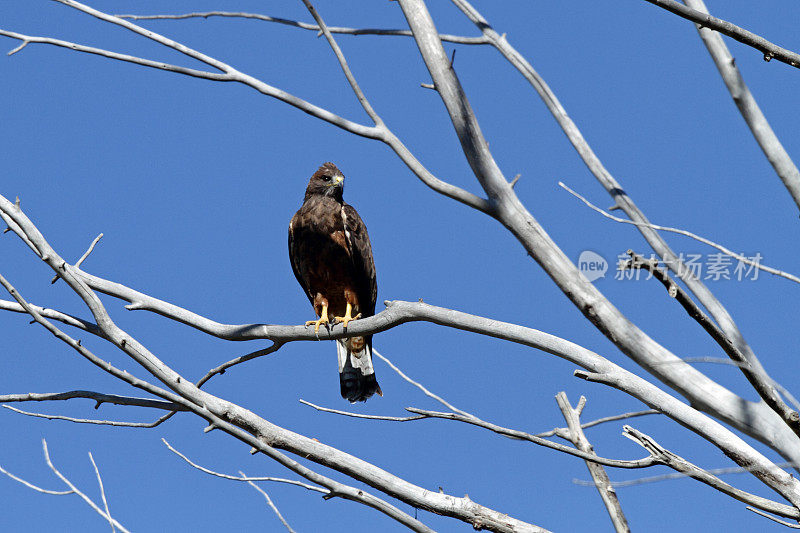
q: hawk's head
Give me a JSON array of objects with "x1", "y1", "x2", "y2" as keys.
[{"x1": 305, "y1": 162, "x2": 345, "y2": 202}]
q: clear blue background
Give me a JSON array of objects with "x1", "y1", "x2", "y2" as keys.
[{"x1": 1, "y1": 1, "x2": 799, "y2": 531}]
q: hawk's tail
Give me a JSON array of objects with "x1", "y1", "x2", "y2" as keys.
[{"x1": 336, "y1": 335, "x2": 381, "y2": 403}]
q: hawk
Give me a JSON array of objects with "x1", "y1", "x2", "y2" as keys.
[{"x1": 288, "y1": 162, "x2": 382, "y2": 402}]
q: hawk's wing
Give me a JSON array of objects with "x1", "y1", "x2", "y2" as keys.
[
  {"x1": 343, "y1": 203, "x2": 377, "y2": 316},
  {"x1": 288, "y1": 211, "x2": 314, "y2": 304}
]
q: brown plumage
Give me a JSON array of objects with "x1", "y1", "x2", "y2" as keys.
[{"x1": 288, "y1": 162, "x2": 381, "y2": 402}]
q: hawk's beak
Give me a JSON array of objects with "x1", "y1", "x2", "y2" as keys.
[{"x1": 334, "y1": 175, "x2": 344, "y2": 185}]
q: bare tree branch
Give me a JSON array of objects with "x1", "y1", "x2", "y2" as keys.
[
  {"x1": 0, "y1": 298, "x2": 102, "y2": 336},
  {"x1": 300, "y1": 0, "x2": 382, "y2": 126},
  {"x1": 162, "y1": 439, "x2": 325, "y2": 493},
  {"x1": 641, "y1": 0, "x2": 800, "y2": 69},
  {"x1": 0, "y1": 272, "x2": 189, "y2": 410},
  {"x1": 663, "y1": 358, "x2": 800, "y2": 413},
  {"x1": 404, "y1": 407, "x2": 656, "y2": 469},
  {"x1": 561, "y1": 182, "x2": 800, "y2": 284},
  {"x1": 555, "y1": 410, "x2": 660, "y2": 435},
  {"x1": 0, "y1": 463, "x2": 73, "y2": 496},
  {"x1": 299, "y1": 399, "x2": 425, "y2": 422},
  {"x1": 0, "y1": 29, "x2": 227, "y2": 80},
  {"x1": 556, "y1": 393, "x2": 629, "y2": 533},
  {"x1": 0, "y1": 391, "x2": 184, "y2": 411},
  {"x1": 115, "y1": 11, "x2": 489, "y2": 45},
  {"x1": 575, "y1": 460, "x2": 799, "y2": 488},
  {"x1": 2, "y1": 405, "x2": 173, "y2": 428},
  {"x1": 300, "y1": 398, "x2": 661, "y2": 443},
  {"x1": 1, "y1": 2, "x2": 381, "y2": 138}
]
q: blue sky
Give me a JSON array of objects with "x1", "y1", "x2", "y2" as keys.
[{"x1": 2, "y1": 1, "x2": 799, "y2": 531}]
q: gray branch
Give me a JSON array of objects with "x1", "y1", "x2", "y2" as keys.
[
  {"x1": 162, "y1": 438, "x2": 325, "y2": 493},
  {"x1": 3, "y1": 405, "x2": 173, "y2": 428},
  {"x1": 0, "y1": 391, "x2": 184, "y2": 411},
  {"x1": 404, "y1": 407, "x2": 655, "y2": 470},
  {"x1": 240, "y1": 470, "x2": 296, "y2": 533}
]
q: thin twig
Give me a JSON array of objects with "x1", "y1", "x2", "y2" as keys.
[
  {"x1": 162, "y1": 439, "x2": 325, "y2": 492},
  {"x1": 115, "y1": 11, "x2": 488, "y2": 45},
  {"x1": 534, "y1": 410, "x2": 660, "y2": 438},
  {"x1": 373, "y1": 349, "x2": 471, "y2": 416},
  {"x1": 240, "y1": 471, "x2": 296, "y2": 533},
  {"x1": 560, "y1": 182, "x2": 800, "y2": 284},
  {"x1": 195, "y1": 342, "x2": 283, "y2": 388},
  {"x1": 299, "y1": 399, "x2": 425, "y2": 421},
  {"x1": 0, "y1": 463, "x2": 73, "y2": 495},
  {"x1": 3, "y1": 405, "x2": 173, "y2": 428},
  {"x1": 576, "y1": 460, "x2": 800, "y2": 488},
  {"x1": 52, "y1": 233, "x2": 103, "y2": 284},
  {"x1": 746, "y1": 507, "x2": 800, "y2": 529},
  {"x1": 7, "y1": 40, "x2": 28, "y2": 55},
  {"x1": 405, "y1": 407, "x2": 656, "y2": 469},
  {"x1": 88, "y1": 452, "x2": 115, "y2": 533},
  {"x1": 0, "y1": 391, "x2": 183, "y2": 411}
]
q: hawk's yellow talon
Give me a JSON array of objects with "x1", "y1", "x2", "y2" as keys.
[
  {"x1": 334, "y1": 303, "x2": 361, "y2": 329},
  {"x1": 306, "y1": 304, "x2": 330, "y2": 333}
]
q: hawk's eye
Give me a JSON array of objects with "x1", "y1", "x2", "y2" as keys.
[{"x1": 322, "y1": 175, "x2": 332, "y2": 182}]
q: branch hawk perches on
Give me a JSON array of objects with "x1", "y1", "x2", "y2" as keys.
[{"x1": 288, "y1": 162, "x2": 382, "y2": 402}]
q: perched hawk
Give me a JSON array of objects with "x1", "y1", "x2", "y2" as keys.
[{"x1": 288, "y1": 162, "x2": 382, "y2": 402}]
